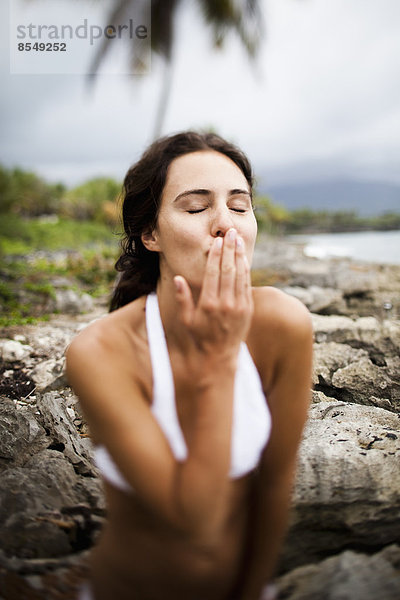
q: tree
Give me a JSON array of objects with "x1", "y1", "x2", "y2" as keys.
[
  {"x1": 89, "y1": 0, "x2": 264, "y2": 139},
  {"x1": 61, "y1": 177, "x2": 121, "y2": 224},
  {"x1": 0, "y1": 166, "x2": 12, "y2": 213},
  {"x1": 254, "y1": 195, "x2": 290, "y2": 234},
  {"x1": 0, "y1": 166, "x2": 65, "y2": 216}
]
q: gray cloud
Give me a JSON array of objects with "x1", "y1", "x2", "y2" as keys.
[{"x1": 1, "y1": 0, "x2": 399, "y2": 186}]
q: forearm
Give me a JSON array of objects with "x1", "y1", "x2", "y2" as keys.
[
  {"x1": 173, "y1": 362, "x2": 237, "y2": 536},
  {"x1": 236, "y1": 294, "x2": 313, "y2": 598},
  {"x1": 237, "y1": 471, "x2": 295, "y2": 600},
  {"x1": 164, "y1": 230, "x2": 253, "y2": 536}
]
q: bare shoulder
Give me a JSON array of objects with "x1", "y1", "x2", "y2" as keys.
[
  {"x1": 65, "y1": 297, "x2": 151, "y2": 443},
  {"x1": 249, "y1": 286, "x2": 313, "y2": 394},
  {"x1": 66, "y1": 308, "x2": 120, "y2": 361},
  {"x1": 66, "y1": 297, "x2": 147, "y2": 374},
  {"x1": 251, "y1": 286, "x2": 312, "y2": 339}
]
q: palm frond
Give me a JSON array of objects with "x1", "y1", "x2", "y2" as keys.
[
  {"x1": 151, "y1": 0, "x2": 181, "y2": 60},
  {"x1": 197, "y1": 0, "x2": 263, "y2": 57},
  {"x1": 88, "y1": 0, "x2": 133, "y2": 77},
  {"x1": 88, "y1": 0, "x2": 181, "y2": 80}
]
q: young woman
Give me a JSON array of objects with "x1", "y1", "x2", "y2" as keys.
[{"x1": 66, "y1": 131, "x2": 313, "y2": 600}]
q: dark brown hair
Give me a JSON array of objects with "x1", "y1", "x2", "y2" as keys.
[{"x1": 110, "y1": 131, "x2": 254, "y2": 311}]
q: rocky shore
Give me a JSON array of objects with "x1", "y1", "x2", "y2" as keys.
[{"x1": 0, "y1": 236, "x2": 399, "y2": 599}]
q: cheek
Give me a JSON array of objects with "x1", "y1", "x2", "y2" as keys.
[
  {"x1": 157, "y1": 215, "x2": 202, "y2": 250},
  {"x1": 242, "y1": 221, "x2": 257, "y2": 261},
  {"x1": 243, "y1": 217, "x2": 257, "y2": 244},
  {"x1": 178, "y1": 231, "x2": 204, "y2": 253}
]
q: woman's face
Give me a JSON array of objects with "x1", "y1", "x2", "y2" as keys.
[{"x1": 144, "y1": 150, "x2": 257, "y2": 292}]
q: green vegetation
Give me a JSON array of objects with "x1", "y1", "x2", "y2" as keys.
[
  {"x1": 254, "y1": 195, "x2": 291, "y2": 234},
  {"x1": 0, "y1": 165, "x2": 65, "y2": 216},
  {"x1": 0, "y1": 165, "x2": 122, "y2": 325},
  {"x1": 254, "y1": 196, "x2": 400, "y2": 234},
  {"x1": 283, "y1": 208, "x2": 400, "y2": 234},
  {"x1": 0, "y1": 164, "x2": 399, "y2": 326},
  {"x1": 0, "y1": 165, "x2": 121, "y2": 225},
  {"x1": 0, "y1": 214, "x2": 119, "y2": 255},
  {"x1": 0, "y1": 221, "x2": 118, "y2": 326},
  {"x1": 60, "y1": 177, "x2": 121, "y2": 224},
  {"x1": 0, "y1": 216, "x2": 119, "y2": 326}
]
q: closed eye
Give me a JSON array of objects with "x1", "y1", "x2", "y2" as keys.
[
  {"x1": 187, "y1": 208, "x2": 206, "y2": 214},
  {"x1": 188, "y1": 207, "x2": 248, "y2": 214}
]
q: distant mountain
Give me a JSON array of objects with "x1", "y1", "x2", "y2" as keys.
[{"x1": 258, "y1": 179, "x2": 400, "y2": 217}]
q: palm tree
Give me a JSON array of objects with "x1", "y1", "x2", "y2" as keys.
[{"x1": 88, "y1": 0, "x2": 264, "y2": 139}]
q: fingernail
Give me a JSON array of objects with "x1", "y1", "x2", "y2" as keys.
[
  {"x1": 236, "y1": 236, "x2": 244, "y2": 248},
  {"x1": 228, "y1": 228, "x2": 237, "y2": 241},
  {"x1": 174, "y1": 276, "x2": 182, "y2": 292},
  {"x1": 215, "y1": 237, "x2": 223, "y2": 249}
]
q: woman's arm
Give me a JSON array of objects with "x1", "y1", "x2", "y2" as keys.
[
  {"x1": 237, "y1": 291, "x2": 313, "y2": 600},
  {"x1": 66, "y1": 230, "x2": 252, "y2": 540}
]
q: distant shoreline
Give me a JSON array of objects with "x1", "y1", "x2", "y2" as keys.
[
  {"x1": 287, "y1": 225, "x2": 400, "y2": 235},
  {"x1": 287, "y1": 229, "x2": 400, "y2": 266}
]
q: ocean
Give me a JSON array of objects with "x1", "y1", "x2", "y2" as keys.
[{"x1": 289, "y1": 230, "x2": 400, "y2": 266}]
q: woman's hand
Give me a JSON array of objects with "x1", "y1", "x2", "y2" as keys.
[
  {"x1": 166, "y1": 228, "x2": 253, "y2": 533},
  {"x1": 173, "y1": 228, "x2": 253, "y2": 365}
]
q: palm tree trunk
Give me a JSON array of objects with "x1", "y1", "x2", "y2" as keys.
[{"x1": 152, "y1": 58, "x2": 174, "y2": 140}]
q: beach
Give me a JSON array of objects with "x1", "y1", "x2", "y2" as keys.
[
  {"x1": 290, "y1": 229, "x2": 400, "y2": 265},
  {"x1": 0, "y1": 235, "x2": 399, "y2": 599}
]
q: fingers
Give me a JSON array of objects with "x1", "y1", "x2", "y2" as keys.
[
  {"x1": 235, "y1": 235, "x2": 251, "y2": 304},
  {"x1": 200, "y1": 236, "x2": 223, "y2": 302},
  {"x1": 175, "y1": 230, "x2": 252, "y2": 350},
  {"x1": 219, "y1": 228, "x2": 237, "y2": 302},
  {"x1": 219, "y1": 229, "x2": 250, "y2": 305},
  {"x1": 201, "y1": 228, "x2": 251, "y2": 306},
  {"x1": 174, "y1": 275, "x2": 195, "y2": 327}
]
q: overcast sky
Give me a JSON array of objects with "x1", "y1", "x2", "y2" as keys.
[{"x1": 1, "y1": 0, "x2": 399, "y2": 189}]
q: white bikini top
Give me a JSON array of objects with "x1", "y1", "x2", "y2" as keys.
[{"x1": 94, "y1": 293, "x2": 271, "y2": 493}]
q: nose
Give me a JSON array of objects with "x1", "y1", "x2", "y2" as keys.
[{"x1": 210, "y1": 204, "x2": 234, "y2": 238}]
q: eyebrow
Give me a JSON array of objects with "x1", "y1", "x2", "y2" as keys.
[{"x1": 173, "y1": 188, "x2": 252, "y2": 202}]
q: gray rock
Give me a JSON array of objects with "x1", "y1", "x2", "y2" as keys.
[
  {"x1": 287, "y1": 261, "x2": 333, "y2": 289},
  {"x1": 36, "y1": 392, "x2": 96, "y2": 475},
  {"x1": 253, "y1": 234, "x2": 400, "y2": 318},
  {"x1": 0, "y1": 398, "x2": 47, "y2": 471},
  {"x1": 54, "y1": 289, "x2": 94, "y2": 315},
  {"x1": 382, "y1": 320, "x2": 400, "y2": 352},
  {"x1": 0, "y1": 450, "x2": 104, "y2": 559},
  {"x1": 30, "y1": 357, "x2": 68, "y2": 391},
  {"x1": 307, "y1": 286, "x2": 346, "y2": 314},
  {"x1": 0, "y1": 339, "x2": 33, "y2": 362},
  {"x1": 252, "y1": 237, "x2": 305, "y2": 272},
  {"x1": 25, "y1": 327, "x2": 74, "y2": 359},
  {"x1": 1, "y1": 242, "x2": 399, "y2": 594},
  {"x1": 311, "y1": 390, "x2": 332, "y2": 404},
  {"x1": 283, "y1": 286, "x2": 346, "y2": 314},
  {"x1": 312, "y1": 342, "x2": 368, "y2": 387},
  {"x1": 283, "y1": 401, "x2": 400, "y2": 570},
  {"x1": 312, "y1": 314, "x2": 399, "y2": 359},
  {"x1": 0, "y1": 392, "x2": 105, "y2": 563},
  {"x1": 331, "y1": 357, "x2": 400, "y2": 411},
  {"x1": 332, "y1": 264, "x2": 379, "y2": 295},
  {"x1": 282, "y1": 286, "x2": 314, "y2": 306},
  {"x1": 13, "y1": 334, "x2": 27, "y2": 343},
  {"x1": 277, "y1": 545, "x2": 400, "y2": 600},
  {"x1": 312, "y1": 338, "x2": 400, "y2": 410},
  {"x1": 312, "y1": 314, "x2": 355, "y2": 344}
]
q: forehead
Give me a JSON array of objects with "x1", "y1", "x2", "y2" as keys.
[{"x1": 162, "y1": 150, "x2": 249, "y2": 199}]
